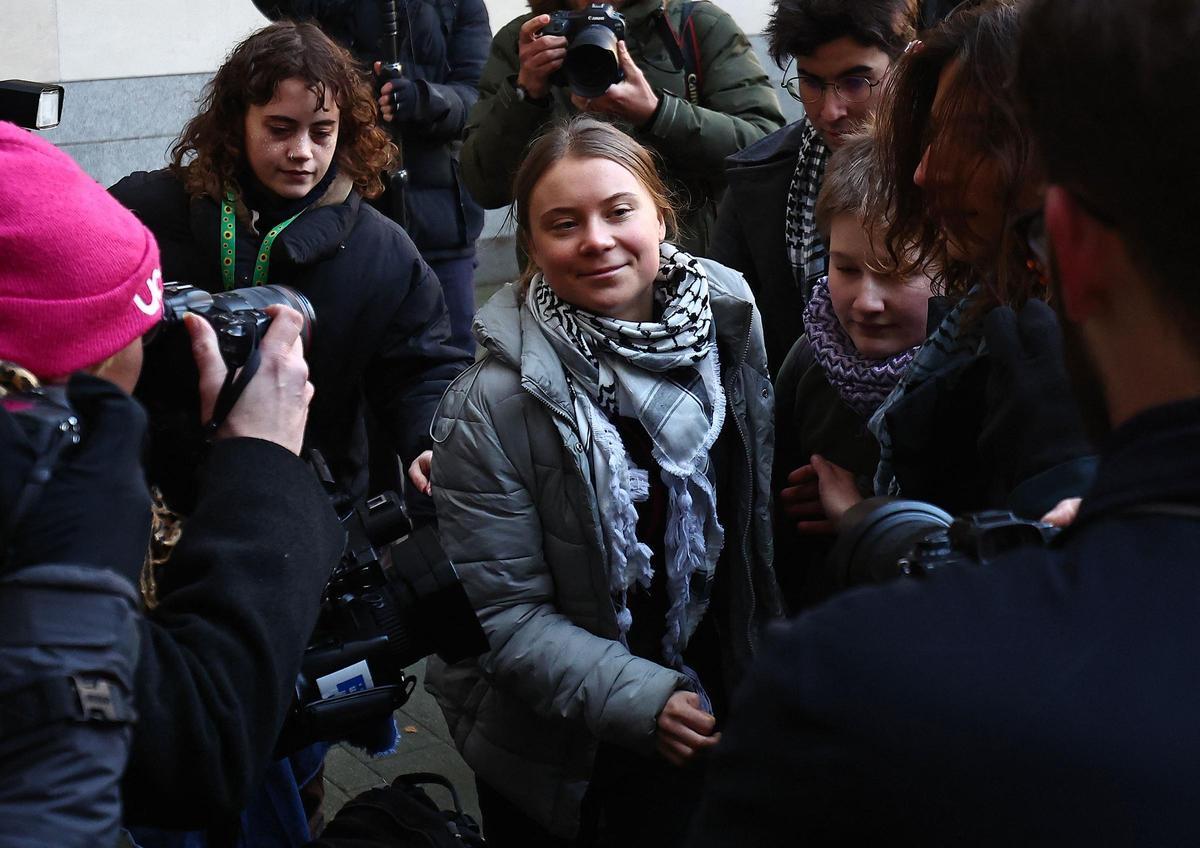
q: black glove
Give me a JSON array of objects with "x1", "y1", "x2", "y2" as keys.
[
  {"x1": 387, "y1": 78, "x2": 450, "y2": 126},
  {"x1": 979, "y1": 300, "x2": 1095, "y2": 511},
  {"x1": 1, "y1": 374, "x2": 151, "y2": 583}
]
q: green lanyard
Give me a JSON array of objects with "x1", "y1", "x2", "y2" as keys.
[{"x1": 220, "y1": 188, "x2": 303, "y2": 291}]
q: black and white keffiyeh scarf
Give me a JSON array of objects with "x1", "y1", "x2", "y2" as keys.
[
  {"x1": 528, "y1": 244, "x2": 726, "y2": 666},
  {"x1": 803, "y1": 277, "x2": 920, "y2": 418},
  {"x1": 784, "y1": 118, "x2": 831, "y2": 301}
]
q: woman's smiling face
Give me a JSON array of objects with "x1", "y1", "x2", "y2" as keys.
[{"x1": 527, "y1": 155, "x2": 666, "y2": 322}]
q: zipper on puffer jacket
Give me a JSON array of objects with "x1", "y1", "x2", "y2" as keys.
[
  {"x1": 726, "y1": 302, "x2": 758, "y2": 658},
  {"x1": 520, "y1": 377, "x2": 579, "y2": 435}
]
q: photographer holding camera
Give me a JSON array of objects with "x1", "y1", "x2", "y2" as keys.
[
  {"x1": 462, "y1": 0, "x2": 785, "y2": 256},
  {"x1": 689, "y1": 0, "x2": 1200, "y2": 843},
  {"x1": 0, "y1": 122, "x2": 342, "y2": 844}
]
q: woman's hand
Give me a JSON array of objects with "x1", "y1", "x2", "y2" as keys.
[
  {"x1": 656, "y1": 691, "x2": 719, "y2": 766},
  {"x1": 570, "y1": 41, "x2": 660, "y2": 126},
  {"x1": 1041, "y1": 497, "x2": 1081, "y2": 528},
  {"x1": 780, "y1": 464, "x2": 833, "y2": 535},
  {"x1": 186, "y1": 306, "x2": 313, "y2": 456},
  {"x1": 408, "y1": 450, "x2": 433, "y2": 497},
  {"x1": 780, "y1": 456, "x2": 863, "y2": 534},
  {"x1": 517, "y1": 15, "x2": 567, "y2": 101},
  {"x1": 809, "y1": 455, "x2": 864, "y2": 533}
]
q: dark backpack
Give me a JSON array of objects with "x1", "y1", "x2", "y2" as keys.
[{"x1": 309, "y1": 772, "x2": 484, "y2": 847}]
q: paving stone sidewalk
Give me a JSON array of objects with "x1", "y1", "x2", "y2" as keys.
[{"x1": 321, "y1": 659, "x2": 480, "y2": 824}]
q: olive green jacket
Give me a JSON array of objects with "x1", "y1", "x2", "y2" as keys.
[{"x1": 460, "y1": 0, "x2": 785, "y2": 254}]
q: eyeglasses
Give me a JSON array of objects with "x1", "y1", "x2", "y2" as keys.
[{"x1": 781, "y1": 62, "x2": 883, "y2": 105}]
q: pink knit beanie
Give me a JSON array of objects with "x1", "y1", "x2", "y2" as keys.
[{"x1": 0, "y1": 121, "x2": 163, "y2": 379}]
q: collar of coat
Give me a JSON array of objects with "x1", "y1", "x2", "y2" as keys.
[
  {"x1": 724, "y1": 119, "x2": 809, "y2": 171},
  {"x1": 188, "y1": 173, "x2": 360, "y2": 270},
  {"x1": 473, "y1": 256, "x2": 759, "y2": 419}
]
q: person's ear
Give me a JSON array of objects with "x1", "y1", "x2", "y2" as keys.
[
  {"x1": 657, "y1": 210, "x2": 666, "y2": 243},
  {"x1": 1044, "y1": 185, "x2": 1109, "y2": 324}
]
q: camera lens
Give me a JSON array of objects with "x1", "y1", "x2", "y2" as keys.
[
  {"x1": 829, "y1": 498, "x2": 954, "y2": 587},
  {"x1": 211, "y1": 285, "x2": 317, "y2": 352},
  {"x1": 565, "y1": 25, "x2": 621, "y2": 97}
]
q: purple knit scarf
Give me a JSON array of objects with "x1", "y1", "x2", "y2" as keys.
[{"x1": 802, "y1": 278, "x2": 920, "y2": 418}]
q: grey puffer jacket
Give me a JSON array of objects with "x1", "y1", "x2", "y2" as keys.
[{"x1": 426, "y1": 256, "x2": 782, "y2": 837}]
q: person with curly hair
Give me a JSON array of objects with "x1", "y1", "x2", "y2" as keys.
[
  {"x1": 108, "y1": 20, "x2": 469, "y2": 847},
  {"x1": 111, "y1": 20, "x2": 470, "y2": 525}
]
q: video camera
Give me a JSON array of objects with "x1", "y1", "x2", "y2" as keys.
[
  {"x1": 828, "y1": 498, "x2": 1061, "y2": 588},
  {"x1": 275, "y1": 461, "x2": 488, "y2": 754},
  {"x1": 541, "y1": 3, "x2": 627, "y2": 97}
]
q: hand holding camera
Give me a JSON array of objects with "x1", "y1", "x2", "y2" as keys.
[
  {"x1": 570, "y1": 41, "x2": 659, "y2": 127},
  {"x1": 518, "y1": 15, "x2": 568, "y2": 101},
  {"x1": 185, "y1": 305, "x2": 313, "y2": 456}
]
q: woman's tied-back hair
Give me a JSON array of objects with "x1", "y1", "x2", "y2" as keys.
[
  {"x1": 170, "y1": 21, "x2": 394, "y2": 200},
  {"x1": 512, "y1": 116, "x2": 678, "y2": 285},
  {"x1": 872, "y1": 0, "x2": 1038, "y2": 309}
]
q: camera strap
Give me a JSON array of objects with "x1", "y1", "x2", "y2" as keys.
[
  {"x1": 203, "y1": 334, "x2": 264, "y2": 440},
  {"x1": 654, "y1": 1, "x2": 704, "y2": 104},
  {"x1": 220, "y1": 189, "x2": 304, "y2": 291}
]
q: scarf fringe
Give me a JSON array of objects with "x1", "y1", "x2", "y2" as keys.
[{"x1": 586, "y1": 395, "x2": 724, "y2": 666}]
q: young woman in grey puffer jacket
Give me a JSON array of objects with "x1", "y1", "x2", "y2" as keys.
[{"x1": 426, "y1": 117, "x2": 783, "y2": 847}]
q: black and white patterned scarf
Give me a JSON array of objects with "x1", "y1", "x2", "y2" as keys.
[
  {"x1": 528, "y1": 244, "x2": 726, "y2": 666},
  {"x1": 803, "y1": 277, "x2": 920, "y2": 418},
  {"x1": 783, "y1": 118, "x2": 831, "y2": 302}
]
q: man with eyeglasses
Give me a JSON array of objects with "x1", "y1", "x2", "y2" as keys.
[
  {"x1": 691, "y1": 0, "x2": 1200, "y2": 843},
  {"x1": 709, "y1": 0, "x2": 920, "y2": 375}
]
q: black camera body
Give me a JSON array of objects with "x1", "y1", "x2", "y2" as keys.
[
  {"x1": 154, "y1": 282, "x2": 316, "y2": 369},
  {"x1": 275, "y1": 476, "x2": 488, "y2": 754},
  {"x1": 899, "y1": 511, "x2": 1061, "y2": 576},
  {"x1": 541, "y1": 3, "x2": 627, "y2": 97}
]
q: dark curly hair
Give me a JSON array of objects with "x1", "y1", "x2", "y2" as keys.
[
  {"x1": 170, "y1": 21, "x2": 395, "y2": 200},
  {"x1": 767, "y1": 0, "x2": 920, "y2": 68}
]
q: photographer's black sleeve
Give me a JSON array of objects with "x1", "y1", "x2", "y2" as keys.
[{"x1": 121, "y1": 438, "x2": 342, "y2": 828}]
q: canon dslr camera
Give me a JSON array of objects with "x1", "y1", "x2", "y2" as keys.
[{"x1": 541, "y1": 3, "x2": 627, "y2": 97}]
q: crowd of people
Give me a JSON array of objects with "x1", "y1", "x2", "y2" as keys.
[{"x1": 3, "y1": 0, "x2": 1200, "y2": 845}]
